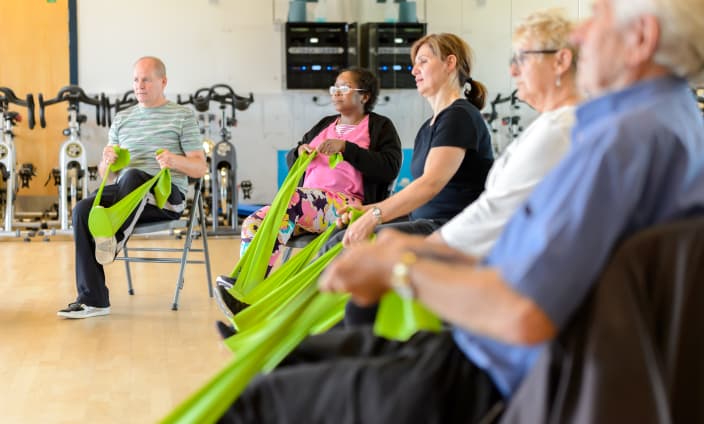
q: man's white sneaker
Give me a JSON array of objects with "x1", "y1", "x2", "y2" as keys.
[
  {"x1": 95, "y1": 236, "x2": 117, "y2": 265},
  {"x1": 57, "y1": 302, "x2": 111, "y2": 319}
]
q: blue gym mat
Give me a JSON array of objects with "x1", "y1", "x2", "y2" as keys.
[{"x1": 237, "y1": 203, "x2": 264, "y2": 217}]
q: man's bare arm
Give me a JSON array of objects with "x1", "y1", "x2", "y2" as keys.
[{"x1": 319, "y1": 228, "x2": 556, "y2": 345}]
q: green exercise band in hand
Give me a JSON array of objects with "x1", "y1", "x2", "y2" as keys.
[
  {"x1": 225, "y1": 151, "x2": 349, "y2": 301},
  {"x1": 227, "y1": 151, "x2": 320, "y2": 298},
  {"x1": 328, "y1": 152, "x2": 343, "y2": 168},
  {"x1": 161, "y1": 154, "x2": 359, "y2": 424},
  {"x1": 374, "y1": 292, "x2": 442, "y2": 342},
  {"x1": 161, "y1": 150, "x2": 441, "y2": 423},
  {"x1": 88, "y1": 147, "x2": 172, "y2": 239}
]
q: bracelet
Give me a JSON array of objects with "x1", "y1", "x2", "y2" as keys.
[{"x1": 391, "y1": 251, "x2": 417, "y2": 299}]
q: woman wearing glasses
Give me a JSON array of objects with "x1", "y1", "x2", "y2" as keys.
[
  {"x1": 226, "y1": 67, "x2": 401, "y2": 280},
  {"x1": 433, "y1": 9, "x2": 580, "y2": 259}
]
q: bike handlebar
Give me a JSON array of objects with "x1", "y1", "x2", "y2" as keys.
[
  {"x1": 491, "y1": 91, "x2": 514, "y2": 107},
  {"x1": 176, "y1": 84, "x2": 254, "y2": 128},
  {"x1": 38, "y1": 85, "x2": 103, "y2": 128},
  {"x1": 102, "y1": 90, "x2": 138, "y2": 127},
  {"x1": 486, "y1": 89, "x2": 523, "y2": 125},
  {"x1": 176, "y1": 93, "x2": 193, "y2": 106},
  {"x1": 193, "y1": 88, "x2": 212, "y2": 112},
  {"x1": 183, "y1": 84, "x2": 255, "y2": 113},
  {"x1": 0, "y1": 87, "x2": 36, "y2": 130},
  {"x1": 118, "y1": 90, "x2": 138, "y2": 108},
  {"x1": 99, "y1": 93, "x2": 108, "y2": 127},
  {"x1": 209, "y1": 84, "x2": 254, "y2": 111},
  {"x1": 26, "y1": 94, "x2": 36, "y2": 129}
]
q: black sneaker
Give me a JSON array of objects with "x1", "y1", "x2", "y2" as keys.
[
  {"x1": 216, "y1": 274, "x2": 236, "y2": 290},
  {"x1": 215, "y1": 320, "x2": 237, "y2": 340},
  {"x1": 57, "y1": 302, "x2": 111, "y2": 319},
  {"x1": 213, "y1": 285, "x2": 250, "y2": 318}
]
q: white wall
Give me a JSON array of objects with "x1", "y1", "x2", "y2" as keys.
[{"x1": 77, "y1": 0, "x2": 587, "y2": 203}]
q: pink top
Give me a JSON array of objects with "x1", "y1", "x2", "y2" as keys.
[{"x1": 303, "y1": 114, "x2": 371, "y2": 201}]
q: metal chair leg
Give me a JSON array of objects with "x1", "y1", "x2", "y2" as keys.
[
  {"x1": 281, "y1": 246, "x2": 294, "y2": 263},
  {"x1": 123, "y1": 245, "x2": 134, "y2": 295},
  {"x1": 171, "y1": 214, "x2": 195, "y2": 311},
  {"x1": 199, "y1": 193, "x2": 213, "y2": 297}
]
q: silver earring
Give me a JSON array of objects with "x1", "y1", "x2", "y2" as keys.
[{"x1": 556, "y1": 75, "x2": 561, "y2": 87}]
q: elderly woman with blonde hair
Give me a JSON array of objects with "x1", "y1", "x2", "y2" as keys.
[{"x1": 433, "y1": 8, "x2": 581, "y2": 258}]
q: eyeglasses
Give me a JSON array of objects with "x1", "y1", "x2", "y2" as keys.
[
  {"x1": 510, "y1": 49, "x2": 559, "y2": 67},
  {"x1": 329, "y1": 85, "x2": 366, "y2": 95}
]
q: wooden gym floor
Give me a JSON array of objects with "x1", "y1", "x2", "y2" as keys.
[{"x1": 0, "y1": 235, "x2": 241, "y2": 423}]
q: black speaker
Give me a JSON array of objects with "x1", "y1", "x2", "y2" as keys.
[
  {"x1": 285, "y1": 22, "x2": 359, "y2": 89},
  {"x1": 361, "y1": 23, "x2": 427, "y2": 89}
]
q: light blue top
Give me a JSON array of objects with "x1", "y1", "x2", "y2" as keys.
[
  {"x1": 108, "y1": 101, "x2": 201, "y2": 197},
  {"x1": 453, "y1": 75, "x2": 704, "y2": 397}
]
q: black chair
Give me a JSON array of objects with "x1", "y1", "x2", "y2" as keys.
[
  {"x1": 114, "y1": 178, "x2": 213, "y2": 310},
  {"x1": 499, "y1": 216, "x2": 704, "y2": 424}
]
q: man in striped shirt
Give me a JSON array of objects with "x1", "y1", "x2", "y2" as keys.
[{"x1": 58, "y1": 56, "x2": 207, "y2": 319}]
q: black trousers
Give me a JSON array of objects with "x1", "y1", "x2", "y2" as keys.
[
  {"x1": 219, "y1": 327, "x2": 502, "y2": 424},
  {"x1": 72, "y1": 169, "x2": 183, "y2": 307}
]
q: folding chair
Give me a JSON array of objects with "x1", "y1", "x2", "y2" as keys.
[{"x1": 115, "y1": 178, "x2": 213, "y2": 310}]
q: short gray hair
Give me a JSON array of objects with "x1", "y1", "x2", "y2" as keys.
[{"x1": 613, "y1": 0, "x2": 704, "y2": 83}]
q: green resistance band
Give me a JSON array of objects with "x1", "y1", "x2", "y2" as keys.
[
  {"x1": 162, "y1": 209, "x2": 364, "y2": 424},
  {"x1": 228, "y1": 151, "x2": 343, "y2": 298},
  {"x1": 88, "y1": 147, "x2": 172, "y2": 239}
]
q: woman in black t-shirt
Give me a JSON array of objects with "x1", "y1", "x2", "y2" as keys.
[{"x1": 339, "y1": 33, "x2": 494, "y2": 246}]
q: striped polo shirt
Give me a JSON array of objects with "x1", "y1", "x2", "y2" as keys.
[{"x1": 108, "y1": 101, "x2": 202, "y2": 197}]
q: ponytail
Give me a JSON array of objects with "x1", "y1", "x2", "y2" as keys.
[
  {"x1": 411, "y1": 33, "x2": 487, "y2": 109},
  {"x1": 464, "y1": 77, "x2": 487, "y2": 110}
]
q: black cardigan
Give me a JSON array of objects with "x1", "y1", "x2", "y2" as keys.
[{"x1": 286, "y1": 112, "x2": 402, "y2": 204}]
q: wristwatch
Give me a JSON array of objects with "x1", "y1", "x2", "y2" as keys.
[
  {"x1": 371, "y1": 206, "x2": 383, "y2": 225},
  {"x1": 391, "y1": 251, "x2": 418, "y2": 299}
]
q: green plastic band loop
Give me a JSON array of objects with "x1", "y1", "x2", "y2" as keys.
[{"x1": 88, "y1": 148, "x2": 172, "y2": 238}]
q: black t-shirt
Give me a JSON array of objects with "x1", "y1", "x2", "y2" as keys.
[{"x1": 410, "y1": 99, "x2": 494, "y2": 221}]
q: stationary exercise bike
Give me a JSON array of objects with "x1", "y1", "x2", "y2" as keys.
[
  {"x1": 180, "y1": 84, "x2": 253, "y2": 234},
  {"x1": 483, "y1": 89, "x2": 524, "y2": 156},
  {"x1": 208, "y1": 84, "x2": 253, "y2": 234},
  {"x1": 178, "y1": 88, "x2": 217, "y2": 216},
  {"x1": 502, "y1": 90, "x2": 525, "y2": 139},
  {"x1": 39, "y1": 86, "x2": 105, "y2": 231},
  {"x1": 0, "y1": 87, "x2": 35, "y2": 235}
]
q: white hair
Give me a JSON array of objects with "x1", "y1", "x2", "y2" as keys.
[{"x1": 613, "y1": 0, "x2": 704, "y2": 83}]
